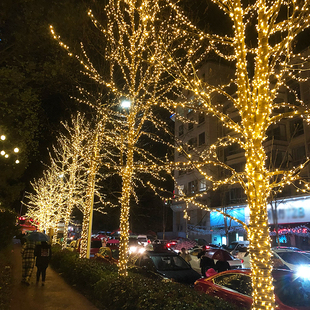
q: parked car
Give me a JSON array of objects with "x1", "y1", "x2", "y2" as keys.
[
  {"x1": 69, "y1": 238, "x2": 103, "y2": 258},
  {"x1": 271, "y1": 248, "x2": 310, "y2": 271},
  {"x1": 242, "y1": 251, "x2": 251, "y2": 268},
  {"x1": 129, "y1": 249, "x2": 201, "y2": 285},
  {"x1": 194, "y1": 269, "x2": 310, "y2": 310},
  {"x1": 128, "y1": 237, "x2": 146, "y2": 254},
  {"x1": 137, "y1": 235, "x2": 150, "y2": 247},
  {"x1": 189, "y1": 247, "x2": 242, "y2": 274},
  {"x1": 226, "y1": 241, "x2": 249, "y2": 258}
]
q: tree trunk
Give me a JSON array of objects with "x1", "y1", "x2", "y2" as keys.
[
  {"x1": 246, "y1": 143, "x2": 275, "y2": 309},
  {"x1": 119, "y1": 145, "x2": 134, "y2": 277}
]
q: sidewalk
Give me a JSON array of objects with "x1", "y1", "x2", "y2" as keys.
[{"x1": 9, "y1": 242, "x2": 99, "y2": 310}]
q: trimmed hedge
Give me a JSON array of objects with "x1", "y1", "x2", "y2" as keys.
[{"x1": 50, "y1": 247, "x2": 239, "y2": 310}]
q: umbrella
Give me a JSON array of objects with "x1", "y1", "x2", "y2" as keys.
[
  {"x1": 26, "y1": 232, "x2": 50, "y2": 242},
  {"x1": 174, "y1": 239, "x2": 198, "y2": 251},
  {"x1": 205, "y1": 249, "x2": 232, "y2": 261}
]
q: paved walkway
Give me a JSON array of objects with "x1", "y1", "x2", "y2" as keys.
[{"x1": 9, "y1": 242, "x2": 99, "y2": 310}]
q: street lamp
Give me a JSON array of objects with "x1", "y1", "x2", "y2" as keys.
[{"x1": 121, "y1": 99, "x2": 131, "y2": 109}]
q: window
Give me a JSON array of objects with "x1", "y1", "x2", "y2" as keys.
[
  {"x1": 199, "y1": 132, "x2": 205, "y2": 146},
  {"x1": 188, "y1": 118, "x2": 194, "y2": 131},
  {"x1": 230, "y1": 162, "x2": 245, "y2": 173},
  {"x1": 188, "y1": 180, "x2": 198, "y2": 194},
  {"x1": 292, "y1": 145, "x2": 306, "y2": 166},
  {"x1": 225, "y1": 144, "x2": 242, "y2": 157},
  {"x1": 198, "y1": 113, "x2": 205, "y2": 124},
  {"x1": 178, "y1": 184, "x2": 185, "y2": 195},
  {"x1": 287, "y1": 79, "x2": 301, "y2": 103},
  {"x1": 213, "y1": 273, "x2": 252, "y2": 296},
  {"x1": 290, "y1": 119, "x2": 304, "y2": 137},
  {"x1": 225, "y1": 187, "x2": 245, "y2": 204},
  {"x1": 266, "y1": 124, "x2": 286, "y2": 141},
  {"x1": 179, "y1": 124, "x2": 184, "y2": 136},
  {"x1": 188, "y1": 137, "x2": 197, "y2": 150},
  {"x1": 267, "y1": 150, "x2": 288, "y2": 168},
  {"x1": 199, "y1": 179, "x2": 207, "y2": 191}
]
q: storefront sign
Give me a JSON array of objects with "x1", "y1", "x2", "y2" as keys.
[{"x1": 267, "y1": 196, "x2": 310, "y2": 224}]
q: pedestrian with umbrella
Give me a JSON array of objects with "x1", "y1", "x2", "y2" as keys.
[
  {"x1": 34, "y1": 240, "x2": 52, "y2": 286},
  {"x1": 21, "y1": 232, "x2": 50, "y2": 286},
  {"x1": 21, "y1": 240, "x2": 36, "y2": 285}
]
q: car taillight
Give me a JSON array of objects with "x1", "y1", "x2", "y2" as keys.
[
  {"x1": 167, "y1": 243, "x2": 171, "y2": 247},
  {"x1": 241, "y1": 259, "x2": 244, "y2": 264},
  {"x1": 147, "y1": 240, "x2": 151, "y2": 243}
]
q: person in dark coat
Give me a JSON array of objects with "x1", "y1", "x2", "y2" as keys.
[
  {"x1": 34, "y1": 241, "x2": 52, "y2": 286},
  {"x1": 198, "y1": 246, "x2": 215, "y2": 276},
  {"x1": 215, "y1": 260, "x2": 230, "y2": 272}
]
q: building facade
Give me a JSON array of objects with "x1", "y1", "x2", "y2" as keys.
[{"x1": 171, "y1": 55, "x2": 310, "y2": 249}]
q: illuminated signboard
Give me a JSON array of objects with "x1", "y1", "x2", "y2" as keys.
[{"x1": 210, "y1": 196, "x2": 310, "y2": 227}]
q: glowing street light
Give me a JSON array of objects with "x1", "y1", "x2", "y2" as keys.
[
  {"x1": 121, "y1": 99, "x2": 131, "y2": 109},
  {"x1": 14, "y1": 147, "x2": 19, "y2": 153},
  {"x1": 1, "y1": 135, "x2": 5, "y2": 141}
]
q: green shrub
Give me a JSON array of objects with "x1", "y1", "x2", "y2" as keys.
[
  {"x1": 0, "y1": 245, "x2": 13, "y2": 310},
  {"x1": 50, "y1": 248, "x2": 238, "y2": 310}
]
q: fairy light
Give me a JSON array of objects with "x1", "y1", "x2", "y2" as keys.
[
  {"x1": 160, "y1": 1, "x2": 310, "y2": 310},
  {"x1": 50, "y1": 0, "x2": 189, "y2": 277},
  {"x1": 49, "y1": 2, "x2": 310, "y2": 303},
  {"x1": 24, "y1": 113, "x2": 109, "y2": 249}
]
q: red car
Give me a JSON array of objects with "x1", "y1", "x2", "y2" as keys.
[{"x1": 194, "y1": 269, "x2": 310, "y2": 310}]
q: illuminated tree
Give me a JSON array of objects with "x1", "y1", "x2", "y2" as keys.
[
  {"x1": 50, "y1": 0, "x2": 180, "y2": 276},
  {"x1": 24, "y1": 161, "x2": 65, "y2": 237},
  {"x1": 52, "y1": 113, "x2": 93, "y2": 250},
  {"x1": 25, "y1": 112, "x2": 111, "y2": 249},
  {"x1": 157, "y1": 1, "x2": 310, "y2": 309}
]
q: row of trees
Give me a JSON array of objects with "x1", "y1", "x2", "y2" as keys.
[{"x1": 23, "y1": 1, "x2": 310, "y2": 310}]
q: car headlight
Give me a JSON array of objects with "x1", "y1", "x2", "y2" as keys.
[
  {"x1": 129, "y1": 246, "x2": 137, "y2": 254},
  {"x1": 138, "y1": 247, "x2": 146, "y2": 254},
  {"x1": 296, "y1": 265, "x2": 310, "y2": 279}
]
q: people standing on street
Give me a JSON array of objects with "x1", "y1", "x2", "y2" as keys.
[
  {"x1": 21, "y1": 240, "x2": 36, "y2": 285},
  {"x1": 198, "y1": 245, "x2": 215, "y2": 277},
  {"x1": 215, "y1": 259, "x2": 230, "y2": 272},
  {"x1": 34, "y1": 241, "x2": 52, "y2": 286},
  {"x1": 180, "y1": 247, "x2": 192, "y2": 264}
]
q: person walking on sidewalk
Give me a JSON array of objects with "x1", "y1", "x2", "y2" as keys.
[
  {"x1": 34, "y1": 241, "x2": 52, "y2": 286},
  {"x1": 21, "y1": 240, "x2": 36, "y2": 285}
]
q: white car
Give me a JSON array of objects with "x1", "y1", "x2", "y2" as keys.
[
  {"x1": 137, "y1": 235, "x2": 150, "y2": 247},
  {"x1": 271, "y1": 247, "x2": 310, "y2": 272},
  {"x1": 241, "y1": 251, "x2": 251, "y2": 268}
]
